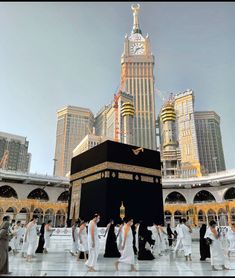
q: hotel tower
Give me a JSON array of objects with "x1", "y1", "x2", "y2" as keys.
[{"x1": 120, "y1": 4, "x2": 157, "y2": 150}]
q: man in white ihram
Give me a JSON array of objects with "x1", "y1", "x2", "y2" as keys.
[
  {"x1": 85, "y1": 213, "x2": 100, "y2": 272},
  {"x1": 25, "y1": 215, "x2": 39, "y2": 262},
  {"x1": 180, "y1": 218, "x2": 192, "y2": 261},
  {"x1": 174, "y1": 218, "x2": 184, "y2": 254}
]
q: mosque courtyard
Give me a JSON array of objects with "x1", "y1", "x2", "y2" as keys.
[{"x1": 5, "y1": 230, "x2": 235, "y2": 276}]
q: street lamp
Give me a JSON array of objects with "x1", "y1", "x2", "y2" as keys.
[{"x1": 213, "y1": 157, "x2": 217, "y2": 174}]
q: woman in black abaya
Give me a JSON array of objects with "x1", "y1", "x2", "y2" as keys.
[
  {"x1": 36, "y1": 223, "x2": 45, "y2": 253},
  {"x1": 104, "y1": 219, "x2": 120, "y2": 258},
  {"x1": 137, "y1": 221, "x2": 155, "y2": 260},
  {"x1": 199, "y1": 223, "x2": 210, "y2": 260}
]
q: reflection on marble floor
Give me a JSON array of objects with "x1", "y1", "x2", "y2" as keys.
[{"x1": 6, "y1": 235, "x2": 235, "y2": 276}]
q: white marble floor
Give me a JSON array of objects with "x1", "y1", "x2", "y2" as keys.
[{"x1": 6, "y1": 236, "x2": 235, "y2": 276}]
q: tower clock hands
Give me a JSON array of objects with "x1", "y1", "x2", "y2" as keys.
[
  {"x1": 134, "y1": 46, "x2": 144, "y2": 54},
  {"x1": 134, "y1": 47, "x2": 140, "y2": 53},
  {"x1": 130, "y1": 42, "x2": 144, "y2": 55}
]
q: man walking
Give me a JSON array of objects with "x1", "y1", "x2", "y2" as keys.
[{"x1": 85, "y1": 213, "x2": 100, "y2": 272}]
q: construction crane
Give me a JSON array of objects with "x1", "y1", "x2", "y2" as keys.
[
  {"x1": 120, "y1": 64, "x2": 127, "y2": 92},
  {"x1": 155, "y1": 88, "x2": 170, "y2": 102},
  {"x1": 155, "y1": 88, "x2": 175, "y2": 108},
  {"x1": 0, "y1": 150, "x2": 9, "y2": 170},
  {"x1": 113, "y1": 92, "x2": 121, "y2": 142}
]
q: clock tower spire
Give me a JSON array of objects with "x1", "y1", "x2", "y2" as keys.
[
  {"x1": 131, "y1": 4, "x2": 142, "y2": 34},
  {"x1": 120, "y1": 4, "x2": 157, "y2": 151}
]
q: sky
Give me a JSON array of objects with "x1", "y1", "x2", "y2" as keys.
[{"x1": 0, "y1": 2, "x2": 235, "y2": 175}]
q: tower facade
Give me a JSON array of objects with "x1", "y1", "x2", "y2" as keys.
[
  {"x1": 120, "y1": 4, "x2": 156, "y2": 150},
  {"x1": 121, "y1": 101, "x2": 135, "y2": 145},
  {"x1": 94, "y1": 91, "x2": 134, "y2": 145},
  {"x1": 72, "y1": 133, "x2": 106, "y2": 157},
  {"x1": 159, "y1": 100, "x2": 181, "y2": 177},
  {"x1": 174, "y1": 90, "x2": 202, "y2": 177},
  {"x1": 94, "y1": 105, "x2": 111, "y2": 138},
  {"x1": 54, "y1": 106, "x2": 94, "y2": 177},
  {"x1": 0, "y1": 131, "x2": 31, "y2": 173},
  {"x1": 194, "y1": 111, "x2": 226, "y2": 174}
]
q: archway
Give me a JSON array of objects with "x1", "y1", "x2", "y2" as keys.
[
  {"x1": 57, "y1": 191, "x2": 69, "y2": 202},
  {"x1": 18, "y1": 207, "x2": 30, "y2": 223},
  {"x1": 27, "y1": 188, "x2": 49, "y2": 201},
  {"x1": 218, "y1": 208, "x2": 228, "y2": 226},
  {"x1": 207, "y1": 209, "x2": 217, "y2": 224},
  {"x1": 224, "y1": 188, "x2": 235, "y2": 201},
  {"x1": 165, "y1": 192, "x2": 187, "y2": 204},
  {"x1": 193, "y1": 190, "x2": 216, "y2": 203},
  {"x1": 5, "y1": 207, "x2": 17, "y2": 220},
  {"x1": 164, "y1": 210, "x2": 172, "y2": 225},
  {"x1": 33, "y1": 208, "x2": 43, "y2": 225},
  {"x1": 186, "y1": 209, "x2": 195, "y2": 225},
  {"x1": 174, "y1": 210, "x2": 184, "y2": 226},
  {"x1": 231, "y1": 208, "x2": 235, "y2": 224},
  {"x1": 198, "y1": 210, "x2": 206, "y2": 225},
  {"x1": 44, "y1": 209, "x2": 55, "y2": 225},
  {"x1": 0, "y1": 185, "x2": 18, "y2": 198},
  {"x1": 55, "y1": 209, "x2": 66, "y2": 227}
]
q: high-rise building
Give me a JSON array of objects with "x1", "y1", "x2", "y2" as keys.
[
  {"x1": 72, "y1": 133, "x2": 106, "y2": 157},
  {"x1": 54, "y1": 106, "x2": 94, "y2": 177},
  {"x1": 94, "y1": 91, "x2": 134, "y2": 145},
  {"x1": 174, "y1": 90, "x2": 202, "y2": 177},
  {"x1": 0, "y1": 131, "x2": 31, "y2": 172},
  {"x1": 120, "y1": 101, "x2": 135, "y2": 145},
  {"x1": 194, "y1": 111, "x2": 226, "y2": 174},
  {"x1": 159, "y1": 100, "x2": 181, "y2": 177},
  {"x1": 94, "y1": 104, "x2": 111, "y2": 138},
  {"x1": 120, "y1": 4, "x2": 157, "y2": 150}
]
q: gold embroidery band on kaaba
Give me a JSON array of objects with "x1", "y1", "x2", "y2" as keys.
[{"x1": 70, "y1": 161, "x2": 161, "y2": 183}]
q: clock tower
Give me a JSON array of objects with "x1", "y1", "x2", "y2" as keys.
[{"x1": 120, "y1": 4, "x2": 156, "y2": 150}]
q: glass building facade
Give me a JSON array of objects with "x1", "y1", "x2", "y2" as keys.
[
  {"x1": 195, "y1": 111, "x2": 226, "y2": 174},
  {"x1": 0, "y1": 131, "x2": 31, "y2": 173},
  {"x1": 54, "y1": 106, "x2": 94, "y2": 177}
]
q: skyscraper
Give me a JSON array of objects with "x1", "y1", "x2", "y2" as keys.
[
  {"x1": 94, "y1": 91, "x2": 134, "y2": 145},
  {"x1": 159, "y1": 100, "x2": 181, "y2": 177},
  {"x1": 0, "y1": 131, "x2": 31, "y2": 173},
  {"x1": 194, "y1": 111, "x2": 226, "y2": 174},
  {"x1": 72, "y1": 133, "x2": 106, "y2": 157},
  {"x1": 120, "y1": 4, "x2": 157, "y2": 150},
  {"x1": 94, "y1": 104, "x2": 111, "y2": 138},
  {"x1": 174, "y1": 90, "x2": 202, "y2": 177},
  {"x1": 54, "y1": 106, "x2": 94, "y2": 177}
]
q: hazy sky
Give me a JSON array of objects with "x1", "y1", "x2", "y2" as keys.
[{"x1": 1, "y1": 2, "x2": 235, "y2": 175}]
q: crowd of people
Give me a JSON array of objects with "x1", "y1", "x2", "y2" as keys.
[
  {"x1": 67, "y1": 215, "x2": 234, "y2": 272},
  {"x1": 1, "y1": 213, "x2": 235, "y2": 274},
  {"x1": 0, "y1": 215, "x2": 56, "y2": 274}
]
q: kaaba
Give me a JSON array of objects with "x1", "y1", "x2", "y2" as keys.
[{"x1": 68, "y1": 140, "x2": 164, "y2": 226}]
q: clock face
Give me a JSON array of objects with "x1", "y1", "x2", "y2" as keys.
[{"x1": 130, "y1": 42, "x2": 145, "y2": 55}]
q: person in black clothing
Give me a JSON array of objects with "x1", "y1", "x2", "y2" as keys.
[
  {"x1": 137, "y1": 221, "x2": 155, "y2": 260},
  {"x1": 104, "y1": 219, "x2": 120, "y2": 258},
  {"x1": 167, "y1": 223, "x2": 175, "y2": 248},
  {"x1": 36, "y1": 223, "x2": 45, "y2": 253},
  {"x1": 0, "y1": 216, "x2": 11, "y2": 274},
  {"x1": 131, "y1": 222, "x2": 138, "y2": 255},
  {"x1": 199, "y1": 223, "x2": 210, "y2": 261}
]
